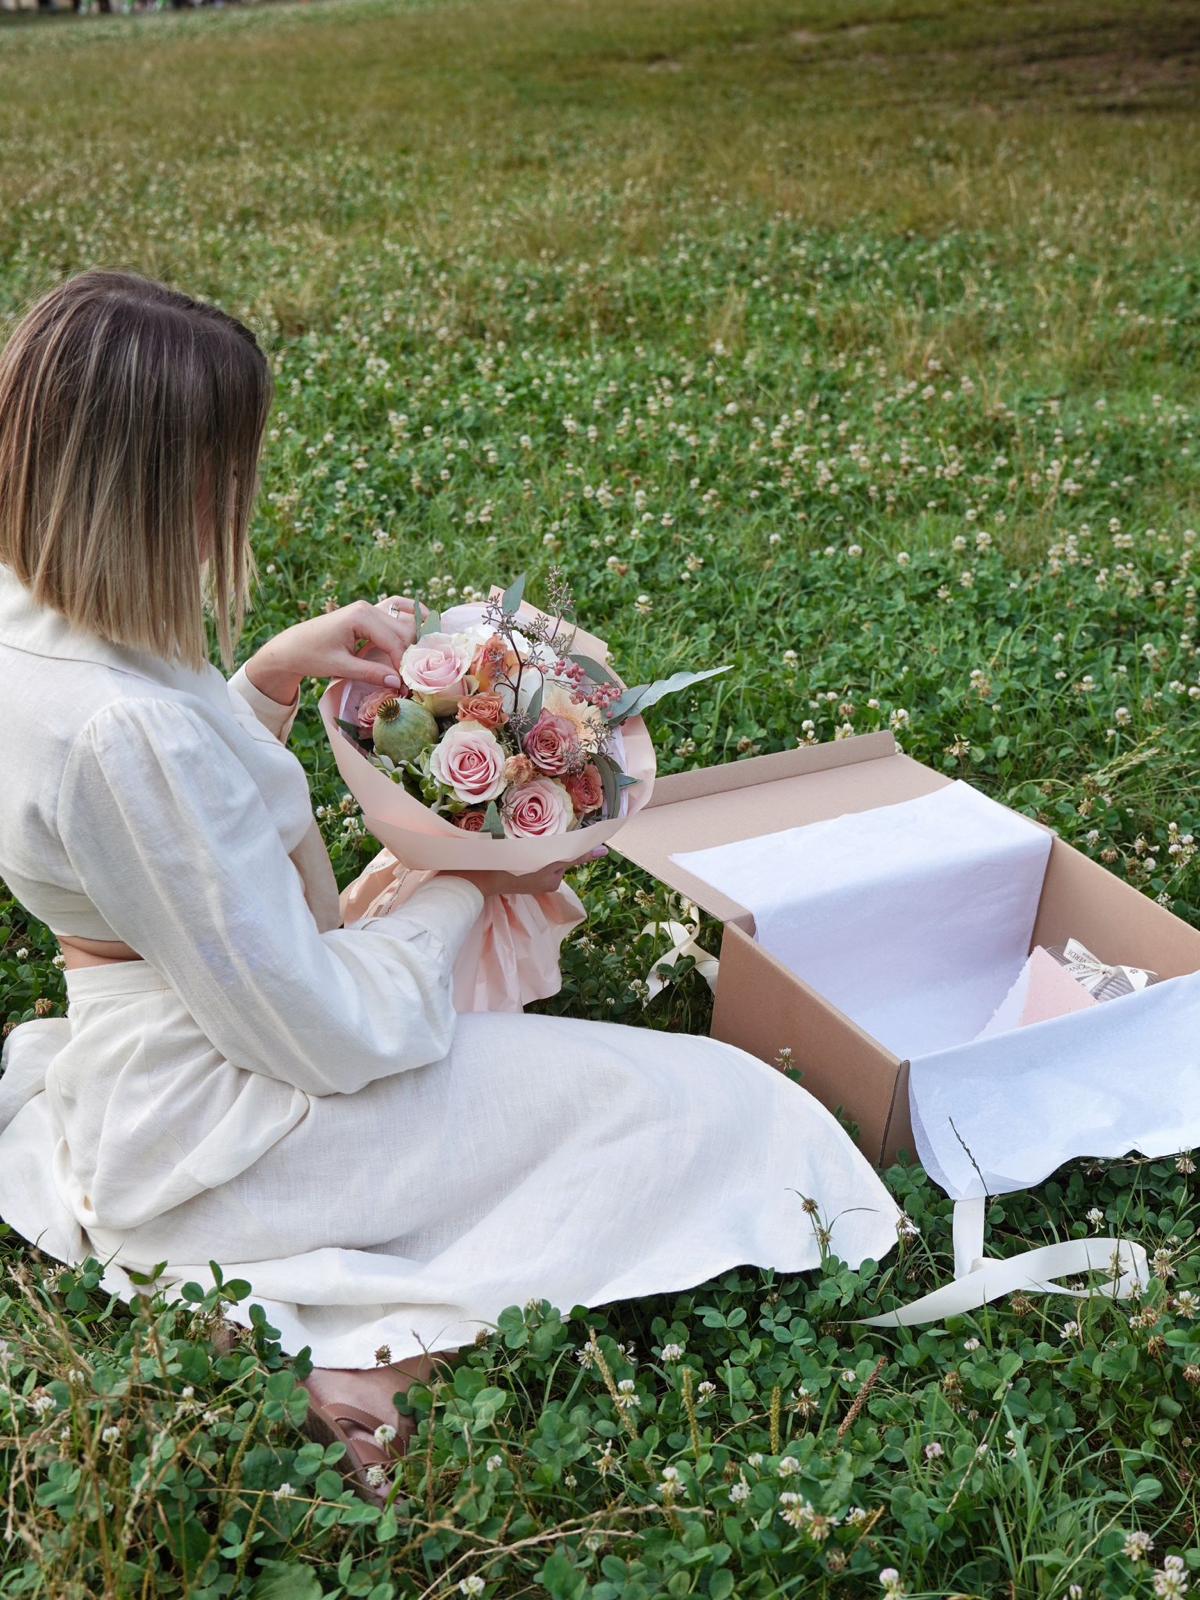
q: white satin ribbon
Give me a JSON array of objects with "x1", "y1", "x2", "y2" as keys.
[
  {"x1": 860, "y1": 1195, "x2": 1149, "y2": 1326},
  {"x1": 639, "y1": 908, "x2": 720, "y2": 1003}
]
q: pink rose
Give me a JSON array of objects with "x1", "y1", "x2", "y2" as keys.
[
  {"x1": 564, "y1": 762, "x2": 605, "y2": 817},
  {"x1": 454, "y1": 810, "x2": 486, "y2": 831},
  {"x1": 428, "y1": 721, "x2": 507, "y2": 803},
  {"x1": 356, "y1": 688, "x2": 397, "y2": 738},
  {"x1": 503, "y1": 777, "x2": 573, "y2": 839},
  {"x1": 523, "y1": 711, "x2": 580, "y2": 776},
  {"x1": 400, "y1": 632, "x2": 475, "y2": 713}
]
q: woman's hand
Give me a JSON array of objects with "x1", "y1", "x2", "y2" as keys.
[
  {"x1": 244, "y1": 597, "x2": 421, "y2": 705},
  {"x1": 446, "y1": 847, "x2": 608, "y2": 899}
]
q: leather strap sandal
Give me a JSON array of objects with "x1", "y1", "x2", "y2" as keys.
[{"x1": 303, "y1": 1399, "x2": 405, "y2": 1504}]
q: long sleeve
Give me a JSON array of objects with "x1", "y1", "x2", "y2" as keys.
[
  {"x1": 57, "y1": 697, "x2": 484, "y2": 1098},
  {"x1": 227, "y1": 663, "x2": 300, "y2": 743}
]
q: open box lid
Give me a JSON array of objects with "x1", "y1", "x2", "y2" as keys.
[
  {"x1": 610, "y1": 731, "x2": 951, "y2": 932},
  {"x1": 610, "y1": 728, "x2": 1200, "y2": 976}
]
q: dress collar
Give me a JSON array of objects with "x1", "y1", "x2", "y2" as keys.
[{"x1": 0, "y1": 562, "x2": 227, "y2": 707}]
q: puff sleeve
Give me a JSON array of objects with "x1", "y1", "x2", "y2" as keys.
[{"x1": 57, "y1": 698, "x2": 484, "y2": 1097}]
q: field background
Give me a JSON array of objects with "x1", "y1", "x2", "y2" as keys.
[{"x1": 2, "y1": 0, "x2": 1200, "y2": 1595}]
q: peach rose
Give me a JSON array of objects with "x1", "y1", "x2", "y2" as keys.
[
  {"x1": 564, "y1": 763, "x2": 605, "y2": 817},
  {"x1": 400, "y1": 632, "x2": 475, "y2": 713},
  {"x1": 454, "y1": 810, "x2": 486, "y2": 831},
  {"x1": 504, "y1": 754, "x2": 536, "y2": 787},
  {"x1": 428, "y1": 721, "x2": 507, "y2": 803},
  {"x1": 456, "y1": 692, "x2": 507, "y2": 731},
  {"x1": 523, "y1": 711, "x2": 580, "y2": 776},
  {"x1": 503, "y1": 777, "x2": 574, "y2": 839},
  {"x1": 470, "y1": 634, "x2": 520, "y2": 695}
]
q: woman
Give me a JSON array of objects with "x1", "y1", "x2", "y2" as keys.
[{"x1": 0, "y1": 271, "x2": 901, "y2": 1497}]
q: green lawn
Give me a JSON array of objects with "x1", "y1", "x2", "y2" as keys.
[{"x1": 2, "y1": 0, "x2": 1200, "y2": 1594}]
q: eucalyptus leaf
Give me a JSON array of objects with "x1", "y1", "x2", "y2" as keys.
[
  {"x1": 500, "y1": 572, "x2": 526, "y2": 616},
  {"x1": 607, "y1": 665, "x2": 730, "y2": 724},
  {"x1": 335, "y1": 717, "x2": 374, "y2": 755},
  {"x1": 418, "y1": 597, "x2": 442, "y2": 638},
  {"x1": 592, "y1": 751, "x2": 623, "y2": 821},
  {"x1": 570, "y1": 652, "x2": 620, "y2": 686},
  {"x1": 483, "y1": 800, "x2": 506, "y2": 839},
  {"x1": 524, "y1": 671, "x2": 545, "y2": 723}
]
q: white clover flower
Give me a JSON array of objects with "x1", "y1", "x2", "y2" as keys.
[
  {"x1": 459, "y1": 1579, "x2": 486, "y2": 1598},
  {"x1": 373, "y1": 1423, "x2": 397, "y2": 1448},
  {"x1": 777, "y1": 1455, "x2": 800, "y2": 1477},
  {"x1": 698, "y1": 1381, "x2": 716, "y2": 1400},
  {"x1": 1175, "y1": 1291, "x2": 1199, "y2": 1319},
  {"x1": 729, "y1": 1478, "x2": 750, "y2": 1503},
  {"x1": 963, "y1": 1337, "x2": 981, "y2": 1352},
  {"x1": 1153, "y1": 1555, "x2": 1188, "y2": 1599},
  {"x1": 879, "y1": 1569, "x2": 906, "y2": 1597},
  {"x1": 840, "y1": 1369, "x2": 857, "y2": 1385},
  {"x1": 660, "y1": 1343, "x2": 684, "y2": 1362},
  {"x1": 1124, "y1": 1529, "x2": 1154, "y2": 1561},
  {"x1": 486, "y1": 1454, "x2": 503, "y2": 1472},
  {"x1": 273, "y1": 1483, "x2": 294, "y2": 1500},
  {"x1": 924, "y1": 1442, "x2": 943, "y2": 1461},
  {"x1": 747, "y1": 1452, "x2": 763, "y2": 1467},
  {"x1": 30, "y1": 1391, "x2": 54, "y2": 1416},
  {"x1": 101, "y1": 1424, "x2": 121, "y2": 1445},
  {"x1": 364, "y1": 1464, "x2": 388, "y2": 1489}
]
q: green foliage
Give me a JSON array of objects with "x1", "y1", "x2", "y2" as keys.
[{"x1": 2, "y1": 0, "x2": 1200, "y2": 1593}]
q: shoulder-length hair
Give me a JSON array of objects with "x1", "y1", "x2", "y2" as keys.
[{"x1": 0, "y1": 269, "x2": 272, "y2": 670}]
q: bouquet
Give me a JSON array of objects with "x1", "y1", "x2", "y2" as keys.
[{"x1": 320, "y1": 573, "x2": 725, "y2": 1010}]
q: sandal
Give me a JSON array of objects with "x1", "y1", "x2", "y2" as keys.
[{"x1": 303, "y1": 1398, "x2": 408, "y2": 1504}]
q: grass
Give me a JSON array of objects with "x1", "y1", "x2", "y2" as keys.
[{"x1": 2, "y1": 0, "x2": 1200, "y2": 1593}]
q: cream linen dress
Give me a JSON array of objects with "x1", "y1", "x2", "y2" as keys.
[{"x1": 0, "y1": 565, "x2": 901, "y2": 1367}]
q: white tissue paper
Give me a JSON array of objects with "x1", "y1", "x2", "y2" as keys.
[{"x1": 671, "y1": 780, "x2": 1054, "y2": 1058}]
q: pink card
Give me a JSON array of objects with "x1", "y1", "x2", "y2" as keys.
[{"x1": 978, "y1": 946, "x2": 1100, "y2": 1040}]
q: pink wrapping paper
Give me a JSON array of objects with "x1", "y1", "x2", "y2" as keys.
[
  {"x1": 340, "y1": 847, "x2": 585, "y2": 1014},
  {"x1": 321, "y1": 598, "x2": 656, "y2": 1010}
]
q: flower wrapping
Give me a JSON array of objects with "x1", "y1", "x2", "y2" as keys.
[{"x1": 319, "y1": 594, "x2": 660, "y2": 1012}]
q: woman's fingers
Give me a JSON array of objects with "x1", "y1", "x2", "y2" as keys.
[
  {"x1": 335, "y1": 651, "x2": 404, "y2": 689},
  {"x1": 347, "y1": 601, "x2": 412, "y2": 673}
]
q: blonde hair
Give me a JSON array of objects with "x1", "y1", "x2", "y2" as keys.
[{"x1": 0, "y1": 269, "x2": 272, "y2": 670}]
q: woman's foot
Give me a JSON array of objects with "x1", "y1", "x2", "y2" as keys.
[{"x1": 301, "y1": 1357, "x2": 438, "y2": 1502}]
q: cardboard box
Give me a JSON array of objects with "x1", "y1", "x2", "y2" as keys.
[{"x1": 611, "y1": 731, "x2": 1200, "y2": 1166}]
